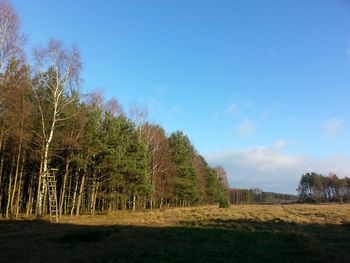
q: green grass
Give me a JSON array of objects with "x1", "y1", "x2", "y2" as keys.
[{"x1": 0, "y1": 205, "x2": 350, "y2": 262}]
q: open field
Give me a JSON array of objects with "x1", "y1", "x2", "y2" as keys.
[{"x1": 1, "y1": 204, "x2": 350, "y2": 263}]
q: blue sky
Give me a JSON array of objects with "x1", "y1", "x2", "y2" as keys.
[{"x1": 13, "y1": 0, "x2": 350, "y2": 193}]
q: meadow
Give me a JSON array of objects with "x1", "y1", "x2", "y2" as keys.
[{"x1": 1, "y1": 204, "x2": 350, "y2": 263}]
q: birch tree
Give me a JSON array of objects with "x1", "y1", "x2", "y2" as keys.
[
  {"x1": 141, "y1": 124, "x2": 173, "y2": 208},
  {"x1": 32, "y1": 39, "x2": 81, "y2": 215},
  {"x1": 0, "y1": 0, "x2": 23, "y2": 72}
]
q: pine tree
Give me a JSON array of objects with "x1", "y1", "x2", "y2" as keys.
[{"x1": 168, "y1": 131, "x2": 200, "y2": 206}]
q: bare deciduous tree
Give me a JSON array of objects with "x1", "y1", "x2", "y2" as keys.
[
  {"x1": 32, "y1": 39, "x2": 81, "y2": 215},
  {"x1": 105, "y1": 97, "x2": 124, "y2": 116},
  {"x1": 129, "y1": 103, "x2": 148, "y2": 129},
  {"x1": 0, "y1": 0, "x2": 24, "y2": 118},
  {"x1": 0, "y1": 0, "x2": 23, "y2": 72},
  {"x1": 141, "y1": 124, "x2": 173, "y2": 208}
]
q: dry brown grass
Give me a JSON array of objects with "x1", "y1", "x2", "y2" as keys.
[
  {"x1": 1, "y1": 204, "x2": 350, "y2": 263},
  {"x1": 57, "y1": 204, "x2": 350, "y2": 227}
]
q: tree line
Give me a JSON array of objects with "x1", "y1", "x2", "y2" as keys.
[
  {"x1": 0, "y1": 0, "x2": 229, "y2": 218},
  {"x1": 297, "y1": 172, "x2": 350, "y2": 203},
  {"x1": 229, "y1": 188, "x2": 297, "y2": 204}
]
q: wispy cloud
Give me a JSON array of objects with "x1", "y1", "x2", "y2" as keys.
[
  {"x1": 226, "y1": 101, "x2": 278, "y2": 122},
  {"x1": 153, "y1": 86, "x2": 167, "y2": 97},
  {"x1": 237, "y1": 120, "x2": 256, "y2": 138},
  {"x1": 205, "y1": 144, "x2": 350, "y2": 194},
  {"x1": 323, "y1": 118, "x2": 344, "y2": 139},
  {"x1": 227, "y1": 103, "x2": 240, "y2": 117},
  {"x1": 169, "y1": 104, "x2": 183, "y2": 115},
  {"x1": 273, "y1": 139, "x2": 288, "y2": 149},
  {"x1": 147, "y1": 97, "x2": 163, "y2": 112}
]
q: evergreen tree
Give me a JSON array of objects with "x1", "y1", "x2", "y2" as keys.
[{"x1": 168, "y1": 131, "x2": 200, "y2": 205}]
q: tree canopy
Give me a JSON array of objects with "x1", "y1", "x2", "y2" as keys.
[{"x1": 0, "y1": 1, "x2": 229, "y2": 218}]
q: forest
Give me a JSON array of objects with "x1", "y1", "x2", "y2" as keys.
[
  {"x1": 297, "y1": 172, "x2": 350, "y2": 203},
  {"x1": 0, "y1": 1, "x2": 229, "y2": 219},
  {"x1": 229, "y1": 188, "x2": 297, "y2": 204}
]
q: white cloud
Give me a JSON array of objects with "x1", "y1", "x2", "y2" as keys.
[
  {"x1": 227, "y1": 103, "x2": 240, "y2": 116},
  {"x1": 237, "y1": 120, "x2": 256, "y2": 138},
  {"x1": 323, "y1": 118, "x2": 344, "y2": 139},
  {"x1": 205, "y1": 145, "x2": 350, "y2": 195},
  {"x1": 273, "y1": 139, "x2": 288, "y2": 149}
]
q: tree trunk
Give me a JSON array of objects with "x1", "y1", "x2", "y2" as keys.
[
  {"x1": 76, "y1": 173, "x2": 85, "y2": 216},
  {"x1": 10, "y1": 139, "x2": 23, "y2": 215},
  {"x1": 70, "y1": 174, "x2": 78, "y2": 216},
  {"x1": 15, "y1": 154, "x2": 25, "y2": 218},
  {"x1": 0, "y1": 123, "x2": 3, "y2": 155},
  {"x1": 35, "y1": 152, "x2": 44, "y2": 216},
  {"x1": 0, "y1": 143, "x2": 4, "y2": 208},
  {"x1": 150, "y1": 197, "x2": 153, "y2": 210},
  {"x1": 59, "y1": 159, "x2": 70, "y2": 217},
  {"x1": 91, "y1": 181, "x2": 99, "y2": 215},
  {"x1": 90, "y1": 178, "x2": 96, "y2": 214},
  {"x1": 38, "y1": 142, "x2": 50, "y2": 216},
  {"x1": 6, "y1": 156, "x2": 15, "y2": 218},
  {"x1": 0, "y1": 124, "x2": 5, "y2": 213},
  {"x1": 42, "y1": 181, "x2": 48, "y2": 215},
  {"x1": 132, "y1": 195, "x2": 136, "y2": 211},
  {"x1": 66, "y1": 173, "x2": 72, "y2": 215},
  {"x1": 25, "y1": 176, "x2": 34, "y2": 217},
  {"x1": 38, "y1": 99, "x2": 58, "y2": 215},
  {"x1": 160, "y1": 196, "x2": 163, "y2": 209},
  {"x1": 5, "y1": 177, "x2": 12, "y2": 219}
]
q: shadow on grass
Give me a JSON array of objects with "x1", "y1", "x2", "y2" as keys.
[{"x1": 0, "y1": 219, "x2": 349, "y2": 263}]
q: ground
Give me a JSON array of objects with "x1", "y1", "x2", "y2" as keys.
[{"x1": 0, "y1": 204, "x2": 350, "y2": 262}]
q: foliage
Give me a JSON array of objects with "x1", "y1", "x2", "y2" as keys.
[
  {"x1": 230, "y1": 188, "x2": 297, "y2": 204},
  {"x1": 0, "y1": 1, "x2": 230, "y2": 216},
  {"x1": 168, "y1": 131, "x2": 201, "y2": 204},
  {"x1": 297, "y1": 172, "x2": 350, "y2": 203},
  {"x1": 218, "y1": 198, "x2": 230, "y2": 208}
]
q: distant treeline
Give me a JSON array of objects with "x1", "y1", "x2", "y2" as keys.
[
  {"x1": 229, "y1": 188, "x2": 297, "y2": 204},
  {"x1": 0, "y1": 1, "x2": 229, "y2": 219},
  {"x1": 297, "y1": 172, "x2": 350, "y2": 203}
]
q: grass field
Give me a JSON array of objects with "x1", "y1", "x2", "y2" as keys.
[{"x1": 1, "y1": 204, "x2": 350, "y2": 263}]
